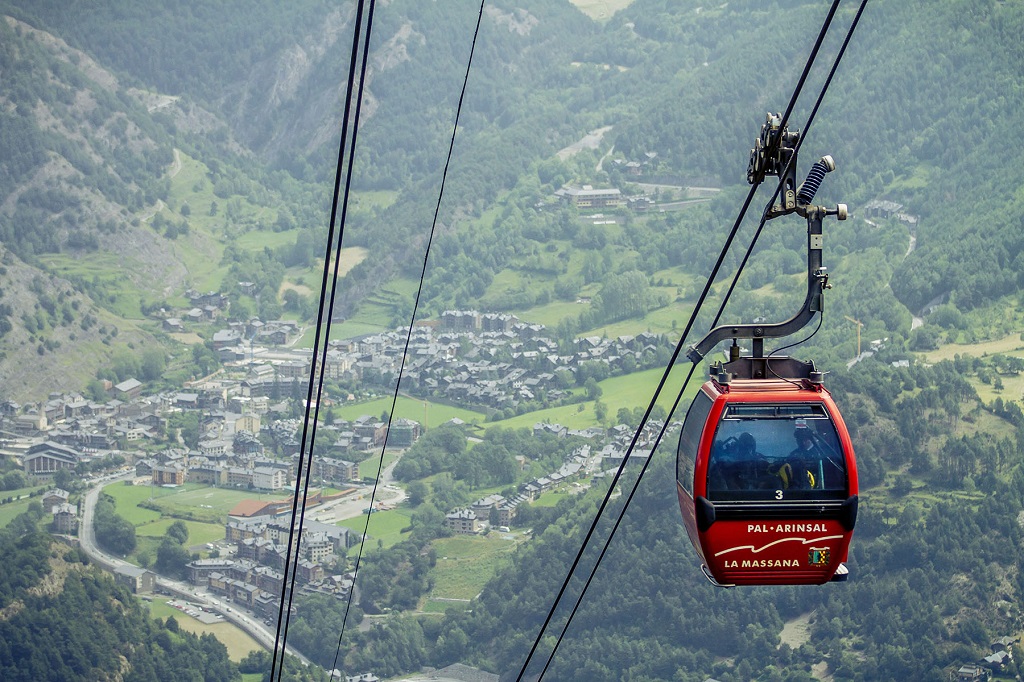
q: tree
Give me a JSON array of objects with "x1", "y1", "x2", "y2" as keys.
[
  {"x1": 616, "y1": 407, "x2": 633, "y2": 425},
  {"x1": 140, "y1": 347, "x2": 166, "y2": 382},
  {"x1": 169, "y1": 411, "x2": 201, "y2": 448},
  {"x1": 411, "y1": 502, "x2": 449, "y2": 540},
  {"x1": 407, "y1": 480, "x2": 428, "y2": 507},
  {"x1": 166, "y1": 520, "x2": 189, "y2": 545},
  {"x1": 93, "y1": 495, "x2": 136, "y2": 555},
  {"x1": 85, "y1": 378, "x2": 109, "y2": 402},
  {"x1": 53, "y1": 468, "x2": 74, "y2": 490},
  {"x1": 1, "y1": 470, "x2": 26, "y2": 491},
  {"x1": 155, "y1": 537, "x2": 192, "y2": 579},
  {"x1": 909, "y1": 324, "x2": 940, "y2": 351},
  {"x1": 109, "y1": 348, "x2": 141, "y2": 382}
]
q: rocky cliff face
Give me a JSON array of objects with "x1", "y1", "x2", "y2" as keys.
[
  {"x1": 217, "y1": 5, "x2": 357, "y2": 160},
  {"x1": 214, "y1": 6, "x2": 434, "y2": 164}
]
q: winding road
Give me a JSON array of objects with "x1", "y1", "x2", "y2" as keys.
[{"x1": 78, "y1": 476, "x2": 309, "y2": 664}]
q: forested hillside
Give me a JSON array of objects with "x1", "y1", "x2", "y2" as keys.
[
  {"x1": 0, "y1": 0, "x2": 1023, "y2": 392},
  {"x1": 318, "y1": 356, "x2": 1024, "y2": 681},
  {"x1": 0, "y1": 507, "x2": 244, "y2": 681}
]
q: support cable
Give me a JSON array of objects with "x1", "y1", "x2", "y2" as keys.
[
  {"x1": 271, "y1": 2, "x2": 373, "y2": 680},
  {"x1": 325, "y1": 0, "x2": 488, "y2": 677},
  {"x1": 515, "y1": 0, "x2": 862, "y2": 678},
  {"x1": 515, "y1": 178, "x2": 762, "y2": 682}
]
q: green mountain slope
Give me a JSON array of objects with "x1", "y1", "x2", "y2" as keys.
[
  {"x1": 0, "y1": 507, "x2": 242, "y2": 682},
  {"x1": 3, "y1": 0, "x2": 1023, "y2": 376},
  {"x1": 357, "y1": 358, "x2": 1024, "y2": 681}
]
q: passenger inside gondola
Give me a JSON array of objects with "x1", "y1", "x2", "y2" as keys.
[
  {"x1": 706, "y1": 431, "x2": 764, "y2": 492},
  {"x1": 706, "y1": 406, "x2": 848, "y2": 501}
]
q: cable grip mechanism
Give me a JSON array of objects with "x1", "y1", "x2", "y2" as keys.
[{"x1": 747, "y1": 113, "x2": 800, "y2": 205}]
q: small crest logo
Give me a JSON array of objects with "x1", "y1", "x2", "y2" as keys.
[{"x1": 808, "y1": 547, "x2": 831, "y2": 566}]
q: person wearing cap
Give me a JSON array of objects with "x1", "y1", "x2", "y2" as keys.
[{"x1": 785, "y1": 427, "x2": 821, "y2": 489}]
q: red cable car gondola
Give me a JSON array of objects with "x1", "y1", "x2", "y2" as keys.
[
  {"x1": 676, "y1": 358, "x2": 858, "y2": 586},
  {"x1": 677, "y1": 121, "x2": 857, "y2": 586}
]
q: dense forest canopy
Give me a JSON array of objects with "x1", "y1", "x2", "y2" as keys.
[{"x1": 0, "y1": 508, "x2": 243, "y2": 681}]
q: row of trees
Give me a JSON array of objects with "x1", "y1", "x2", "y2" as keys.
[{"x1": 93, "y1": 493, "x2": 136, "y2": 557}]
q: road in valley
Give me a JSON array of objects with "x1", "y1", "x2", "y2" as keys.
[{"x1": 78, "y1": 475, "x2": 310, "y2": 664}]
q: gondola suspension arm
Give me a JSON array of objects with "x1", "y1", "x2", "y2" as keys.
[{"x1": 687, "y1": 123, "x2": 848, "y2": 368}]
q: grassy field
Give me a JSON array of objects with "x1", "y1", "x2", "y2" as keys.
[
  {"x1": 338, "y1": 507, "x2": 413, "y2": 548},
  {"x1": 143, "y1": 484, "x2": 272, "y2": 516},
  {"x1": 530, "y1": 490, "x2": 569, "y2": 507},
  {"x1": 101, "y1": 481, "x2": 286, "y2": 554},
  {"x1": 568, "y1": 1, "x2": 636, "y2": 21},
  {"x1": 280, "y1": 246, "x2": 369, "y2": 308},
  {"x1": 580, "y1": 300, "x2": 695, "y2": 338},
  {"x1": 974, "y1": 373, "x2": 1024, "y2": 407},
  {"x1": 0, "y1": 497, "x2": 36, "y2": 528},
  {"x1": 921, "y1": 333, "x2": 1024, "y2": 363},
  {"x1": 135, "y1": 517, "x2": 225, "y2": 548},
  {"x1": 314, "y1": 277, "x2": 424, "y2": 344},
  {"x1": 427, "y1": 533, "x2": 525, "y2": 606},
  {"x1": 0, "y1": 482, "x2": 47, "y2": 500},
  {"x1": 921, "y1": 332, "x2": 1024, "y2": 405},
  {"x1": 481, "y1": 364, "x2": 695, "y2": 435},
  {"x1": 358, "y1": 451, "x2": 400, "y2": 479},
  {"x1": 335, "y1": 395, "x2": 487, "y2": 429},
  {"x1": 145, "y1": 597, "x2": 261, "y2": 662},
  {"x1": 37, "y1": 253, "x2": 153, "y2": 319},
  {"x1": 100, "y1": 482, "x2": 164, "y2": 525},
  {"x1": 352, "y1": 189, "x2": 400, "y2": 210}
]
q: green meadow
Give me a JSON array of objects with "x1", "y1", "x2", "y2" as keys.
[
  {"x1": 427, "y1": 533, "x2": 525, "y2": 605},
  {"x1": 145, "y1": 597, "x2": 260, "y2": 662},
  {"x1": 358, "y1": 451, "x2": 400, "y2": 479},
  {"x1": 568, "y1": 0, "x2": 637, "y2": 21},
  {"x1": 0, "y1": 497, "x2": 36, "y2": 528},
  {"x1": 135, "y1": 517, "x2": 225, "y2": 547},
  {"x1": 338, "y1": 507, "x2": 413, "y2": 548},
  {"x1": 335, "y1": 395, "x2": 487, "y2": 428},
  {"x1": 482, "y1": 364, "x2": 695, "y2": 434}
]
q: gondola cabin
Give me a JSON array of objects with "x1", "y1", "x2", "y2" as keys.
[{"x1": 676, "y1": 366, "x2": 857, "y2": 587}]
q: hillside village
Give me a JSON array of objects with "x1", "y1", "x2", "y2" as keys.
[
  {"x1": 1, "y1": 309, "x2": 677, "y2": 627},
  {"x1": 3, "y1": 306, "x2": 675, "y2": 462}
]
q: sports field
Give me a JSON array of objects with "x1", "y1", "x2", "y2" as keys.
[{"x1": 103, "y1": 482, "x2": 263, "y2": 523}]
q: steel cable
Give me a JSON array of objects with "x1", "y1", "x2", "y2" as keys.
[
  {"x1": 323, "y1": 2, "x2": 488, "y2": 677},
  {"x1": 271, "y1": 2, "x2": 374, "y2": 680}
]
